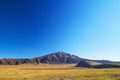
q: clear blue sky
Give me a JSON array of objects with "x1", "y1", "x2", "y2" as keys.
[{"x1": 0, "y1": 0, "x2": 120, "y2": 61}]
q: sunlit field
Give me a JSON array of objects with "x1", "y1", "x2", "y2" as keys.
[{"x1": 0, "y1": 64, "x2": 120, "y2": 80}]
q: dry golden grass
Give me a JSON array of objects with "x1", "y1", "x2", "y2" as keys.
[{"x1": 0, "y1": 64, "x2": 120, "y2": 80}]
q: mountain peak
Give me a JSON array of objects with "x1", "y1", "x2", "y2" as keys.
[
  {"x1": 51, "y1": 51, "x2": 68, "y2": 55},
  {"x1": 51, "y1": 51, "x2": 70, "y2": 56}
]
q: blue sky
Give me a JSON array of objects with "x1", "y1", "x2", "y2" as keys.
[{"x1": 0, "y1": 0, "x2": 120, "y2": 61}]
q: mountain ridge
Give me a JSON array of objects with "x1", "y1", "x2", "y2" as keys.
[
  {"x1": 0, "y1": 51, "x2": 82, "y2": 65},
  {"x1": 0, "y1": 51, "x2": 120, "y2": 65}
]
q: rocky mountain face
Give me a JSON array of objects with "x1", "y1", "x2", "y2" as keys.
[
  {"x1": 34, "y1": 51, "x2": 82, "y2": 64},
  {"x1": 0, "y1": 51, "x2": 83, "y2": 65}
]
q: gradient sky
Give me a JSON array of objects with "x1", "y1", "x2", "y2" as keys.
[{"x1": 0, "y1": 0, "x2": 120, "y2": 61}]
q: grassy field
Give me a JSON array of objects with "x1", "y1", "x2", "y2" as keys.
[{"x1": 0, "y1": 64, "x2": 120, "y2": 80}]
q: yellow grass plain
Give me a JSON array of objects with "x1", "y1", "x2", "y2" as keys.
[{"x1": 0, "y1": 64, "x2": 120, "y2": 80}]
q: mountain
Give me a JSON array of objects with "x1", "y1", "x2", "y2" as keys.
[
  {"x1": 0, "y1": 51, "x2": 120, "y2": 65},
  {"x1": 33, "y1": 51, "x2": 82, "y2": 64},
  {"x1": 0, "y1": 51, "x2": 83, "y2": 65}
]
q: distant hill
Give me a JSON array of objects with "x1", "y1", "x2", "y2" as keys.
[
  {"x1": 93, "y1": 60, "x2": 120, "y2": 64},
  {"x1": 76, "y1": 60, "x2": 120, "y2": 68},
  {"x1": 76, "y1": 60, "x2": 102, "y2": 68}
]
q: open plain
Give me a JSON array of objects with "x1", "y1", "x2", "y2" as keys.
[{"x1": 0, "y1": 64, "x2": 120, "y2": 80}]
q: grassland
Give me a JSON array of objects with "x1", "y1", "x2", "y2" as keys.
[{"x1": 0, "y1": 64, "x2": 120, "y2": 80}]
